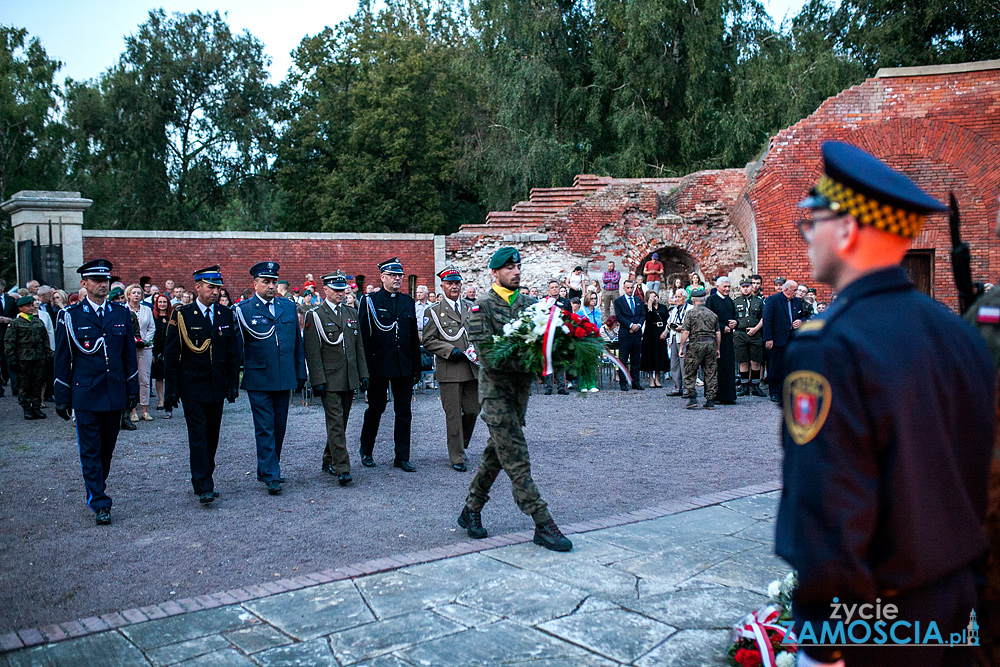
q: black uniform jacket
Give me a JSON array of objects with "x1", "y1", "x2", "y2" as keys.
[
  {"x1": 775, "y1": 267, "x2": 994, "y2": 624},
  {"x1": 164, "y1": 302, "x2": 242, "y2": 403},
  {"x1": 358, "y1": 288, "x2": 420, "y2": 378}
]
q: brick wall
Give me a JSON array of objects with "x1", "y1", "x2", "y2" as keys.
[
  {"x1": 81, "y1": 232, "x2": 438, "y2": 296},
  {"x1": 740, "y1": 63, "x2": 1000, "y2": 308}
]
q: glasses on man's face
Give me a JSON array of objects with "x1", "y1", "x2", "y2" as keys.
[{"x1": 795, "y1": 212, "x2": 845, "y2": 243}]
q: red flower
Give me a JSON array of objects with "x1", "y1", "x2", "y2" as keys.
[
  {"x1": 574, "y1": 327, "x2": 587, "y2": 339},
  {"x1": 734, "y1": 648, "x2": 763, "y2": 667}
]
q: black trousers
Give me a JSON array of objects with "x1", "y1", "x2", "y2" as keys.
[
  {"x1": 360, "y1": 376, "x2": 412, "y2": 463},
  {"x1": 75, "y1": 410, "x2": 121, "y2": 511},
  {"x1": 767, "y1": 344, "x2": 786, "y2": 397},
  {"x1": 618, "y1": 335, "x2": 642, "y2": 386},
  {"x1": 183, "y1": 398, "x2": 224, "y2": 494}
]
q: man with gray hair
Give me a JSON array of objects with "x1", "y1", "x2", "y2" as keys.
[
  {"x1": 762, "y1": 278, "x2": 804, "y2": 401},
  {"x1": 705, "y1": 276, "x2": 738, "y2": 403}
]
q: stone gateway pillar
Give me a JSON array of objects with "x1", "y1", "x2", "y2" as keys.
[{"x1": 1, "y1": 190, "x2": 91, "y2": 290}]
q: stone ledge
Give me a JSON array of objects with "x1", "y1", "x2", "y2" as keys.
[
  {"x1": 0, "y1": 479, "x2": 781, "y2": 653},
  {"x1": 875, "y1": 59, "x2": 1000, "y2": 78},
  {"x1": 81, "y1": 230, "x2": 437, "y2": 241}
]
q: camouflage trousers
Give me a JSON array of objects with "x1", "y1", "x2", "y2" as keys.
[
  {"x1": 683, "y1": 339, "x2": 717, "y2": 401},
  {"x1": 14, "y1": 360, "x2": 43, "y2": 410},
  {"x1": 466, "y1": 378, "x2": 551, "y2": 524}
]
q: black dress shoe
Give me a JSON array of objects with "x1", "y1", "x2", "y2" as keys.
[
  {"x1": 667, "y1": 390, "x2": 682, "y2": 396},
  {"x1": 632, "y1": 384, "x2": 645, "y2": 391},
  {"x1": 619, "y1": 384, "x2": 629, "y2": 391},
  {"x1": 769, "y1": 394, "x2": 780, "y2": 402},
  {"x1": 267, "y1": 481, "x2": 282, "y2": 495},
  {"x1": 361, "y1": 456, "x2": 376, "y2": 468},
  {"x1": 557, "y1": 388, "x2": 570, "y2": 395},
  {"x1": 338, "y1": 472, "x2": 352, "y2": 486},
  {"x1": 752, "y1": 385, "x2": 768, "y2": 397},
  {"x1": 32, "y1": 408, "x2": 47, "y2": 419},
  {"x1": 121, "y1": 419, "x2": 137, "y2": 431},
  {"x1": 544, "y1": 387, "x2": 553, "y2": 395},
  {"x1": 458, "y1": 506, "x2": 487, "y2": 539},
  {"x1": 393, "y1": 460, "x2": 416, "y2": 472},
  {"x1": 452, "y1": 462, "x2": 467, "y2": 472},
  {"x1": 321, "y1": 464, "x2": 336, "y2": 475},
  {"x1": 212, "y1": 490, "x2": 220, "y2": 498},
  {"x1": 533, "y1": 519, "x2": 572, "y2": 551},
  {"x1": 95, "y1": 508, "x2": 111, "y2": 525},
  {"x1": 199, "y1": 491, "x2": 215, "y2": 504},
  {"x1": 23, "y1": 409, "x2": 37, "y2": 420}
]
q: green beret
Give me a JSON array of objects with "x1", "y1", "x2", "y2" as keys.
[
  {"x1": 109, "y1": 287, "x2": 124, "y2": 299},
  {"x1": 690, "y1": 288, "x2": 708, "y2": 298},
  {"x1": 489, "y1": 247, "x2": 522, "y2": 269},
  {"x1": 16, "y1": 295, "x2": 34, "y2": 308}
]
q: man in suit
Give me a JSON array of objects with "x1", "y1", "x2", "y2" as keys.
[
  {"x1": 53, "y1": 259, "x2": 139, "y2": 525},
  {"x1": 358, "y1": 257, "x2": 421, "y2": 472},
  {"x1": 164, "y1": 265, "x2": 243, "y2": 505},
  {"x1": 613, "y1": 279, "x2": 646, "y2": 391},
  {"x1": 234, "y1": 261, "x2": 307, "y2": 496},
  {"x1": 303, "y1": 271, "x2": 368, "y2": 486},
  {"x1": 762, "y1": 278, "x2": 803, "y2": 402},
  {"x1": 421, "y1": 266, "x2": 480, "y2": 471},
  {"x1": 705, "y1": 277, "x2": 738, "y2": 404},
  {"x1": 0, "y1": 279, "x2": 18, "y2": 397}
]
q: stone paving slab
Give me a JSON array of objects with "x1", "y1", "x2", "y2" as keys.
[{"x1": 1, "y1": 488, "x2": 785, "y2": 667}]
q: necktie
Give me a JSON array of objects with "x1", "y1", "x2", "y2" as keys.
[
  {"x1": 207, "y1": 306, "x2": 213, "y2": 325},
  {"x1": 787, "y1": 299, "x2": 793, "y2": 323},
  {"x1": 97, "y1": 305, "x2": 104, "y2": 322},
  {"x1": 628, "y1": 297, "x2": 634, "y2": 312},
  {"x1": 268, "y1": 301, "x2": 274, "y2": 318}
]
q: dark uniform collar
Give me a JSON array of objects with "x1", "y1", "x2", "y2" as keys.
[{"x1": 834, "y1": 266, "x2": 912, "y2": 305}]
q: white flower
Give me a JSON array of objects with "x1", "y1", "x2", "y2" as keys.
[
  {"x1": 503, "y1": 322, "x2": 516, "y2": 336},
  {"x1": 775, "y1": 651, "x2": 796, "y2": 667},
  {"x1": 767, "y1": 580, "x2": 782, "y2": 600},
  {"x1": 561, "y1": 325, "x2": 570, "y2": 334},
  {"x1": 780, "y1": 571, "x2": 798, "y2": 597}
]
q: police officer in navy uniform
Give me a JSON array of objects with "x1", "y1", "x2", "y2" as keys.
[
  {"x1": 164, "y1": 266, "x2": 243, "y2": 505},
  {"x1": 54, "y1": 259, "x2": 140, "y2": 525},
  {"x1": 776, "y1": 142, "x2": 994, "y2": 667},
  {"x1": 358, "y1": 257, "x2": 421, "y2": 472},
  {"x1": 234, "y1": 262, "x2": 306, "y2": 496}
]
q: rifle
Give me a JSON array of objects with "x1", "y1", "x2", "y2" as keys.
[{"x1": 948, "y1": 193, "x2": 983, "y2": 314}]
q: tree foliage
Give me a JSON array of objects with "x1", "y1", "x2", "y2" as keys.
[{"x1": 4, "y1": 0, "x2": 998, "y2": 255}]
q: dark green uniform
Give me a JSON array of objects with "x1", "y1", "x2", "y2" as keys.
[
  {"x1": 733, "y1": 294, "x2": 764, "y2": 363},
  {"x1": 303, "y1": 301, "x2": 368, "y2": 473},
  {"x1": 465, "y1": 287, "x2": 551, "y2": 524},
  {"x1": 965, "y1": 288, "x2": 1000, "y2": 667},
  {"x1": 4, "y1": 314, "x2": 51, "y2": 411},
  {"x1": 682, "y1": 305, "x2": 719, "y2": 400}
]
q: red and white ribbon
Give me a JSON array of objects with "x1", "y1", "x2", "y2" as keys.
[
  {"x1": 602, "y1": 350, "x2": 632, "y2": 386},
  {"x1": 541, "y1": 305, "x2": 561, "y2": 376},
  {"x1": 733, "y1": 605, "x2": 795, "y2": 667}
]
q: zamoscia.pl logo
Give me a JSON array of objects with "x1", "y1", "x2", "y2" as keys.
[{"x1": 785, "y1": 598, "x2": 979, "y2": 648}]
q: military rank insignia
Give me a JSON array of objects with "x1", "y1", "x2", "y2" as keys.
[{"x1": 783, "y1": 370, "x2": 832, "y2": 445}]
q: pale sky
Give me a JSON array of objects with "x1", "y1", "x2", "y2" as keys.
[{"x1": 3, "y1": 0, "x2": 808, "y2": 85}]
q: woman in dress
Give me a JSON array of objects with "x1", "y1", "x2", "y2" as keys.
[
  {"x1": 667, "y1": 277, "x2": 685, "y2": 301},
  {"x1": 567, "y1": 266, "x2": 587, "y2": 300},
  {"x1": 685, "y1": 272, "x2": 703, "y2": 297},
  {"x1": 151, "y1": 293, "x2": 172, "y2": 418},
  {"x1": 640, "y1": 291, "x2": 670, "y2": 388}
]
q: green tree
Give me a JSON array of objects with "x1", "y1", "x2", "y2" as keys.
[
  {"x1": 0, "y1": 26, "x2": 65, "y2": 284},
  {"x1": 65, "y1": 10, "x2": 277, "y2": 230},
  {"x1": 276, "y1": 0, "x2": 481, "y2": 234}
]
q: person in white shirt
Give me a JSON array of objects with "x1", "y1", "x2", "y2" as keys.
[{"x1": 126, "y1": 284, "x2": 156, "y2": 421}]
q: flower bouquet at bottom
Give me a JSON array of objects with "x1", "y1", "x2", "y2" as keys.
[
  {"x1": 478, "y1": 301, "x2": 606, "y2": 387},
  {"x1": 728, "y1": 571, "x2": 798, "y2": 667}
]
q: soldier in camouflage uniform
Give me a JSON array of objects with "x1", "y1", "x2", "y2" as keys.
[
  {"x1": 4, "y1": 295, "x2": 51, "y2": 420},
  {"x1": 457, "y1": 247, "x2": 572, "y2": 552},
  {"x1": 679, "y1": 289, "x2": 720, "y2": 409},
  {"x1": 965, "y1": 207, "x2": 1000, "y2": 667}
]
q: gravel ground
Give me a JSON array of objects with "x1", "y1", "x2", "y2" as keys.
[{"x1": 0, "y1": 380, "x2": 782, "y2": 633}]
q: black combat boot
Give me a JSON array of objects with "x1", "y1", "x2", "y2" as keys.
[
  {"x1": 458, "y1": 506, "x2": 487, "y2": 539},
  {"x1": 32, "y1": 408, "x2": 47, "y2": 419},
  {"x1": 685, "y1": 397, "x2": 698, "y2": 409},
  {"x1": 704, "y1": 400, "x2": 716, "y2": 410},
  {"x1": 533, "y1": 519, "x2": 572, "y2": 552},
  {"x1": 23, "y1": 408, "x2": 38, "y2": 420}
]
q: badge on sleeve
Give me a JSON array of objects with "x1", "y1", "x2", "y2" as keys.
[{"x1": 783, "y1": 370, "x2": 832, "y2": 445}]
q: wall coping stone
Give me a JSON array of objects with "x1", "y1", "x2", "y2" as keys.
[
  {"x1": 82, "y1": 230, "x2": 437, "y2": 241},
  {"x1": 875, "y1": 59, "x2": 1000, "y2": 78}
]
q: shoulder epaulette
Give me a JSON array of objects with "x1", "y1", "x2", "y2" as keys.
[{"x1": 797, "y1": 319, "x2": 826, "y2": 335}]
